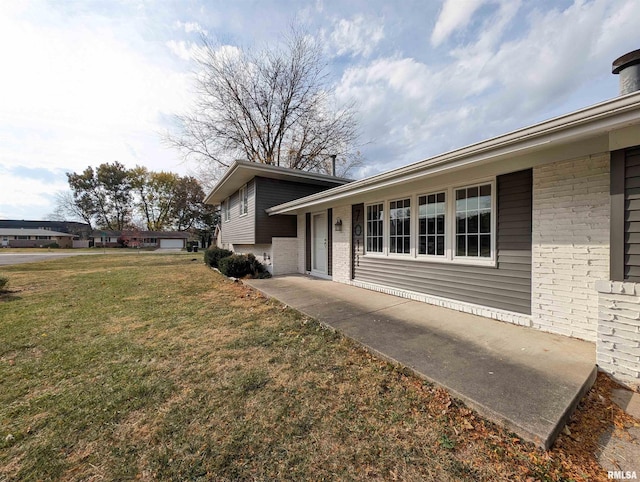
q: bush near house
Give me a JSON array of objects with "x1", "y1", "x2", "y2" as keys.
[
  {"x1": 218, "y1": 254, "x2": 252, "y2": 278},
  {"x1": 205, "y1": 248, "x2": 271, "y2": 279},
  {"x1": 204, "y1": 247, "x2": 232, "y2": 268},
  {"x1": 218, "y1": 253, "x2": 271, "y2": 279}
]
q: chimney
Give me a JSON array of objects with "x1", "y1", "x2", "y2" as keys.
[{"x1": 612, "y1": 48, "x2": 640, "y2": 95}]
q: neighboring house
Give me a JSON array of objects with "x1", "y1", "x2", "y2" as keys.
[
  {"x1": 203, "y1": 160, "x2": 351, "y2": 274},
  {"x1": 0, "y1": 228, "x2": 75, "y2": 248},
  {"x1": 206, "y1": 49, "x2": 640, "y2": 390},
  {"x1": 0, "y1": 220, "x2": 92, "y2": 239},
  {"x1": 91, "y1": 230, "x2": 189, "y2": 249}
]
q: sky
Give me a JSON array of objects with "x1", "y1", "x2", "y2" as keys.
[{"x1": 1, "y1": 0, "x2": 640, "y2": 221}]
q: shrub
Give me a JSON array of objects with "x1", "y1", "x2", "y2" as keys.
[
  {"x1": 0, "y1": 276, "x2": 8, "y2": 291},
  {"x1": 204, "y1": 247, "x2": 232, "y2": 268},
  {"x1": 218, "y1": 254, "x2": 252, "y2": 278},
  {"x1": 44, "y1": 242, "x2": 59, "y2": 249},
  {"x1": 247, "y1": 253, "x2": 271, "y2": 279}
]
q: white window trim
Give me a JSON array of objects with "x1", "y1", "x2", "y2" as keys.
[
  {"x1": 239, "y1": 184, "x2": 248, "y2": 217},
  {"x1": 450, "y1": 179, "x2": 497, "y2": 267},
  {"x1": 416, "y1": 190, "x2": 447, "y2": 259},
  {"x1": 361, "y1": 177, "x2": 497, "y2": 267},
  {"x1": 364, "y1": 201, "x2": 385, "y2": 255},
  {"x1": 388, "y1": 197, "x2": 412, "y2": 256},
  {"x1": 223, "y1": 197, "x2": 231, "y2": 222}
]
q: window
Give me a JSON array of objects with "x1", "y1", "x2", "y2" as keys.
[
  {"x1": 389, "y1": 198, "x2": 411, "y2": 254},
  {"x1": 418, "y1": 192, "x2": 445, "y2": 256},
  {"x1": 239, "y1": 185, "x2": 248, "y2": 216},
  {"x1": 223, "y1": 197, "x2": 230, "y2": 222},
  {"x1": 455, "y1": 184, "x2": 492, "y2": 258},
  {"x1": 36, "y1": 236, "x2": 51, "y2": 240},
  {"x1": 366, "y1": 203, "x2": 384, "y2": 253}
]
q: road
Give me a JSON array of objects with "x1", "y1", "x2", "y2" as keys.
[{"x1": 0, "y1": 252, "x2": 101, "y2": 266}]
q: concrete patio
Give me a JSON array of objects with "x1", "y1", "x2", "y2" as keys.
[{"x1": 244, "y1": 274, "x2": 597, "y2": 450}]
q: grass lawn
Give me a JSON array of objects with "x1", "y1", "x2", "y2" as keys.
[{"x1": 0, "y1": 254, "x2": 634, "y2": 480}]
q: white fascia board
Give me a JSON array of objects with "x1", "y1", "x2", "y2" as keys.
[
  {"x1": 203, "y1": 160, "x2": 352, "y2": 205},
  {"x1": 267, "y1": 93, "x2": 640, "y2": 215}
]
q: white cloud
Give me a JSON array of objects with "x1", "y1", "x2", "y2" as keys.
[
  {"x1": 166, "y1": 39, "x2": 204, "y2": 61},
  {"x1": 336, "y1": 0, "x2": 640, "y2": 174},
  {"x1": 175, "y1": 20, "x2": 207, "y2": 35},
  {"x1": 431, "y1": 0, "x2": 489, "y2": 47},
  {"x1": 329, "y1": 15, "x2": 384, "y2": 58}
]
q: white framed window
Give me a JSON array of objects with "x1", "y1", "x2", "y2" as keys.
[
  {"x1": 389, "y1": 198, "x2": 411, "y2": 254},
  {"x1": 454, "y1": 183, "x2": 493, "y2": 259},
  {"x1": 223, "y1": 197, "x2": 230, "y2": 222},
  {"x1": 418, "y1": 192, "x2": 446, "y2": 256},
  {"x1": 365, "y1": 203, "x2": 384, "y2": 253},
  {"x1": 239, "y1": 185, "x2": 248, "y2": 216}
]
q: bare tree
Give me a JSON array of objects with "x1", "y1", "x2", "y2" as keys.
[
  {"x1": 47, "y1": 191, "x2": 95, "y2": 229},
  {"x1": 167, "y1": 29, "x2": 362, "y2": 181}
]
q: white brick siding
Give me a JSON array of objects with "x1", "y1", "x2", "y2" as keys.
[
  {"x1": 297, "y1": 213, "x2": 306, "y2": 273},
  {"x1": 531, "y1": 154, "x2": 610, "y2": 341},
  {"x1": 351, "y1": 280, "x2": 533, "y2": 326},
  {"x1": 595, "y1": 281, "x2": 640, "y2": 390},
  {"x1": 272, "y1": 238, "x2": 298, "y2": 275},
  {"x1": 331, "y1": 205, "x2": 351, "y2": 283}
]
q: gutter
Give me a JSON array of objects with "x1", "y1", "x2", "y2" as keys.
[{"x1": 267, "y1": 92, "x2": 640, "y2": 215}]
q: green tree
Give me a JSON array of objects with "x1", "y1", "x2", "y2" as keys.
[
  {"x1": 66, "y1": 162, "x2": 133, "y2": 230},
  {"x1": 131, "y1": 167, "x2": 181, "y2": 231}
]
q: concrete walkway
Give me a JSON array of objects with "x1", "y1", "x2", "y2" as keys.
[{"x1": 244, "y1": 274, "x2": 597, "y2": 450}]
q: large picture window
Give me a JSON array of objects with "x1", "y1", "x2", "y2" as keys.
[
  {"x1": 418, "y1": 192, "x2": 445, "y2": 256},
  {"x1": 239, "y1": 185, "x2": 248, "y2": 215},
  {"x1": 455, "y1": 184, "x2": 492, "y2": 258},
  {"x1": 366, "y1": 203, "x2": 384, "y2": 253},
  {"x1": 389, "y1": 198, "x2": 411, "y2": 254}
]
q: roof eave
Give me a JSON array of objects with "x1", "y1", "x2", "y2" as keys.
[
  {"x1": 202, "y1": 160, "x2": 352, "y2": 205},
  {"x1": 267, "y1": 92, "x2": 640, "y2": 215}
]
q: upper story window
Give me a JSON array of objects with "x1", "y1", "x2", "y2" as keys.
[
  {"x1": 239, "y1": 185, "x2": 248, "y2": 216},
  {"x1": 223, "y1": 197, "x2": 230, "y2": 222},
  {"x1": 366, "y1": 203, "x2": 384, "y2": 253},
  {"x1": 389, "y1": 198, "x2": 411, "y2": 254},
  {"x1": 418, "y1": 192, "x2": 446, "y2": 256},
  {"x1": 455, "y1": 184, "x2": 492, "y2": 258}
]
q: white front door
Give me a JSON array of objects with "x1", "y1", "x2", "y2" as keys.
[{"x1": 312, "y1": 213, "x2": 327, "y2": 274}]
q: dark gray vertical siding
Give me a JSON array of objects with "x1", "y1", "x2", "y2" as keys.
[
  {"x1": 221, "y1": 180, "x2": 255, "y2": 245},
  {"x1": 624, "y1": 146, "x2": 640, "y2": 281},
  {"x1": 353, "y1": 169, "x2": 532, "y2": 314},
  {"x1": 255, "y1": 177, "x2": 337, "y2": 244}
]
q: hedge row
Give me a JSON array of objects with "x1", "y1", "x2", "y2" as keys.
[{"x1": 204, "y1": 247, "x2": 271, "y2": 279}]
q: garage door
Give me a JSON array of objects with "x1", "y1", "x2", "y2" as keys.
[{"x1": 159, "y1": 238, "x2": 184, "y2": 249}]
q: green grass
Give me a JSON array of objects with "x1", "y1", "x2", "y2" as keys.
[{"x1": 0, "y1": 254, "x2": 611, "y2": 481}]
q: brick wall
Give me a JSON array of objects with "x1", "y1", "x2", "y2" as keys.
[
  {"x1": 595, "y1": 281, "x2": 640, "y2": 390},
  {"x1": 297, "y1": 213, "x2": 306, "y2": 273},
  {"x1": 272, "y1": 237, "x2": 299, "y2": 275},
  {"x1": 331, "y1": 205, "x2": 352, "y2": 283},
  {"x1": 531, "y1": 154, "x2": 610, "y2": 341}
]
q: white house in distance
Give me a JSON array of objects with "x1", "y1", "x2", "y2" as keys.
[
  {"x1": 0, "y1": 228, "x2": 75, "y2": 248},
  {"x1": 206, "y1": 49, "x2": 640, "y2": 390}
]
